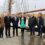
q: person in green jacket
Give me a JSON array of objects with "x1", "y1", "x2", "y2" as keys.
[{"x1": 20, "y1": 15, "x2": 26, "y2": 37}]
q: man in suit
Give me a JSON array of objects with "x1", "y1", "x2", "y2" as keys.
[
  {"x1": 12, "y1": 15, "x2": 19, "y2": 37},
  {"x1": 28, "y1": 15, "x2": 37, "y2": 35},
  {"x1": 37, "y1": 13, "x2": 44, "y2": 37},
  {"x1": 4, "y1": 14, "x2": 11, "y2": 38}
]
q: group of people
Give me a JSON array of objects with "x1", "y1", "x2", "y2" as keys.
[
  {"x1": 28, "y1": 14, "x2": 44, "y2": 37},
  {"x1": 0, "y1": 13, "x2": 44, "y2": 38}
]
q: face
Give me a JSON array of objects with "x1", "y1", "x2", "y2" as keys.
[
  {"x1": 13, "y1": 14, "x2": 16, "y2": 17},
  {"x1": 30, "y1": 14, "x2": 33, "y2": 17},
  {"x1": 22, "y1": 15, "x2": 24, "y2": 18},
  {"x1": 39, "y1": 13, "x2": 42, "y2": 17}
]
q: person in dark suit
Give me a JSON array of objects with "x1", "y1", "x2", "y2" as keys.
[
  {"x1": 37, "y1": 13, "x2": 44, "y2": 37},
  {"x1": 12, "y1": 15, "x2": 19, "y2": 37},
  {"x1": 4, "y1": 15, "x2": 11, "y2": 38},
  {"x1": 28, "y1": 15, "x2": 37, "y2": 35},
  {"x1": 20, "y1": 15, "x2": 26, "y2": 37}
]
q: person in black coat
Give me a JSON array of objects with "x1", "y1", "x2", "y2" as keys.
[
  {"x1": 37, "y1": 13, "x2": 44, "y2": 37},
  {"x1": 4, "y1": 15, "x2": 11, "y2": 38},
  {"x1": 28, "y1": 15, "x2": 37, "y2": 35},
  {"x1": 12, "y1": 15, "x2": 19, "y2": 37}
]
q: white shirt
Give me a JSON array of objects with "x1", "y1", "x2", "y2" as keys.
[{"x1": 15, "y1": 16, "x2": 17, "y2": 20}]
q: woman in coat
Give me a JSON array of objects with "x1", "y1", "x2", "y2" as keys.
[{"x1": 20, "y1": 15, "x2": 26, "y2": 37}]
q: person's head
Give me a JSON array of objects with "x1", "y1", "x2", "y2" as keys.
[
  {"x1": 4, "y1": 12, "x2": 8, "y2": 17},
  {"x1": 38, "y1": 13, "x2": 42, "y2": 17},
  {"x1": 22, "y1": 15, "x2": 24, "y2": 18},
  {"x1": 12, "y1": 14, "x2": 16, "y2": 17},
  {"x1": 21, "y1": 13, "x2": 24, "y2": 17},
  {"x1": 29, "y1": 14, "x2": 31, "y2": 18},
  {"x1": 30, "y1": 14, "x2": 33, "y2": 17},
  {"x1": 21, "y1": 14, "x2": 24, "y2": 19}
]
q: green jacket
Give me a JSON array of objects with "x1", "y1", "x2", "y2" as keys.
[{"x1": 20, "y1": 18, "x2": 26, "y2": 28}]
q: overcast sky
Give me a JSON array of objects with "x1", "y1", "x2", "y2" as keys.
[{"x1": 0, "y1": 0, "x2": 45, "y2": 14}]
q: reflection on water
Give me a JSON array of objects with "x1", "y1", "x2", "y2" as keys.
[
  {"x1": 20, "y1": 35, "x2": 44, "y2": 45},
  {"x1": 28, "y1": 36, "x2": 35, "y2": 45},
  {"x1": 28, "y1": 36, "x2": 43, "y2": 45},
  {"x1": 21, "y1": 36, "x2": 25, "y2": 45},
  {"x1": 35, "y1": 37, "x2": 42, "y2": 45}
]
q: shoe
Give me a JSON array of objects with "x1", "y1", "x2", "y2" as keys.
[
  {"x1": 30, "y1": 32, "x2": 32, "y2": 36},
  {"x1": 9, "y1": 36, "x2": 11, "y2": 38},
  {"x1": 1, "y1": 36, "x2": 3, "y2": 38},
  {"x1": 21, "y1": 34, "x2": 24, "y2": 37},
  {"x1": 6, "y1": 36, "x2": 8, "y2": 38},
  {"x1": 13, "y1": 35, "x2": 15, "y2": 37},
  {"x1": 16, "y1": 34, "x2": 18, "y2": 36},
  {"x1": 40, "y1": 35, "x2": 42, "y2": 38}
]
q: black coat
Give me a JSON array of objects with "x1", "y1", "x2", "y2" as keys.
[
  {"x1": 4, "y1": 16, "x2": 11, "y2": 27},
  {"x1": 20, "y1": 17, "x2": 26, "y2": 24},
  {"x1": 28, "y1": 16, "x2": 38, "y2": 27},
  {"x1": 38, "y1": 17, "x2": 44, "y2": 27},
  {"x1": 12, "y1": 17, "x2": 19, "y2": 27}
]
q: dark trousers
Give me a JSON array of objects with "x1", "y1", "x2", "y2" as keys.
[
  {"x1": 13, "y1": 27, "x2": 18, "y2": 36},
  {"x1": 0, "y1": 28, "x2": 3, "y2": 38},
  {"x1": 30, "y1": 27, "x2": 35, "y2": 35},
  {"x1": 5, "y1": 27, "x2": 10, "y2": 37},
  {"x1": 38, "y1": 26, "x2": 42, "y2": 36},
  {"x1": 21, "y1": 28, "x2": 24, "y2": 36}
]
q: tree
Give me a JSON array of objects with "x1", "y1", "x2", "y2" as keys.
[{"x1": 8, "y1": 0, "x2": 12, "y2": 14}]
